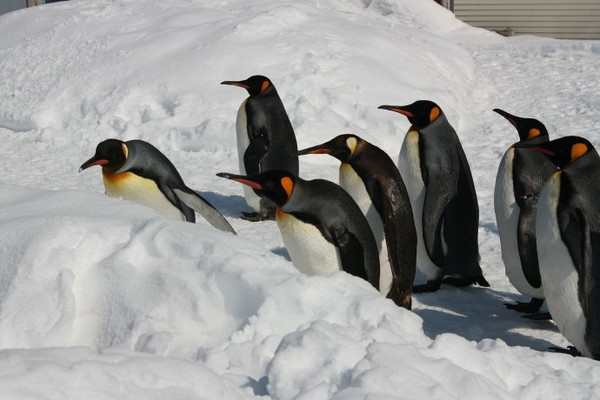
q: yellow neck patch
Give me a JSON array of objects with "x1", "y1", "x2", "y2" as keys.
[
  {"x1": 571, "y1": 143, "x2": 588, "y2": 162},
  {"x1": 527, "y1": 128, "x2": 540, "y2": 140},
  {"x1": 261, "y1": 80, "x2": 270, "y2": 93},
  {"x1": 281, "y1": 176, "x2": 294, "y2": 199},
  {"x1": 121, "y1": 143, "x2": 129, "y2": 160},
  {"x1": 346, "y1": 137, "x2": 357, "y2": 155},
  {"x1": 429, "y1": 107, "x2": 440, "y2": 123}
]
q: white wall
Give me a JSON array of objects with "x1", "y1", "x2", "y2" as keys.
[
  {"x1": 0, "y1": 0, "x2": 26, "y2": 15},
  {"x1": 454, "y1": 0, "x2": 600, "y2": 39}
]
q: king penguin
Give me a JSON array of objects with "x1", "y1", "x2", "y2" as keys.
[
  {"x1": 532, "y1": 136, "x2": 600, "y2": 359},
  {"x1": 217, "y1": 169, "x2": 380, "y2": 289},
  {"x1": 221, "y1": 75, "x2": 299, "y2": 221},
  {"x1": 298, "y1": 134, "x2": 416, "y2": 309},
  {"x1": 493, "y1": 108, "x2": 555, "y2": 315},
  {"x1": 80, "y1": 139, "x2": 236, "y2": 234},
  {"x1": 378, "y1": 100, "x2": 488, "y2": 292}
]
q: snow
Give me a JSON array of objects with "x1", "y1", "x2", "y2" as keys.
[{"x1": 0, "y1": 0, "x2": 600, "y2": 398}]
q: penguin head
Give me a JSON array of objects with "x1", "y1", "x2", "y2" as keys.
[
  {"x1": 378, "y1": 100, "x2": 442, "y2": 129},
  {"x1": 493, "y1": 108, "x2": 549, "y2": 143},
  {"x1": 298, "y1": 134, "x2": 362, "y2": 162},
  {"x1": 221, "y1": 75, "x2": 274, "y2": 97},
  {"x1": 527, "y1": 136, "x2": 596, "y2": 169},
  {"x1": 79, "y1": 139, "x2": 128, "y2": 173},
  {"x1": 217, "y1": 170, "x2": 295, "y2": 207}
]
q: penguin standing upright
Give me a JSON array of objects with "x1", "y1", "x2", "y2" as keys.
[
  {"x1": 298, "y1": 134, "x2": 416, "y2": 309},
  {"x1": 493, "y1": 109, "x2": 555, "y2": 315},
  {"x1": 221, "y1": 75, "x2": 299, "y2": 221},
  {"x1": 378, "y1": 100, "x2": 488, "y2": 292},
  {"x1": 217, "y1": 169, "x2": 380, "y2": 289},
  {"x1": 80, "y1": 139, "x2": 236, "y2": 234},
  {"x1": 532, "y1": 136, "x2": 600, "y2": 359}
]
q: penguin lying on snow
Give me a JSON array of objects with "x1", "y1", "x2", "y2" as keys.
[
  {"x1": 379, "y1": 100, "x2": 488, "y2": 292},
  {"x1": 221, "y1": 75, "x2": 299, "y2": 222},
  {"x1": 217, "y1": 169, "x2": 380, "y2": 291},
  {"x1": 80, "y1": 139, "x2": 236, "y2": 234},
  {"x1": 298, "y1": 134, "x2": 416, "y2": 309},
  {"x1": 493, "y1": 109, "x2": 555, "y2": 316},
  {"x1": 530, "y1": 136, "x2": 600, "y2": 359}
]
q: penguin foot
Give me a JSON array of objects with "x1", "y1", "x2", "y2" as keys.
[
  {"x1": 521, "y1": 312, "x2": 552, "y2": 321},
  {"x1": 240, "y1": 211, "x2": 274, "y2": 222},
  {"x1": 442, "y1": 275, "x2": 490, "y2": 288},
  {"x1": 412, "y1": 280, "x2": 442, "y2": 293},
  {"x1": 504, "y1": 298, "x2": 544, "y2": 313},
  {"x1": 548, "y1": 345, "x2": 581, "y2": 357}
]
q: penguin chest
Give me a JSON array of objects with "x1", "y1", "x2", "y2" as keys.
[
  {"x1": 398, "y1": 130, "x2": 440, "y2": 281},
  {"x1": 338, "y1": 164, "x2": 391, "y2": 293},
  {"x1": 276, "y1": 209, "x2": 342, "y2": 276},
  {"x1": 495, "y1": 149, "x2": 542, "y2": 298},
  {"x1": 235, "y1": 99, "x2": 261, "y2": 212},
  {"x1": 537, "y1": 173, "x2": 587, "y2": 353},
  {"x1": 102, "y1": 170, "x2": 184, "y2": 221}
]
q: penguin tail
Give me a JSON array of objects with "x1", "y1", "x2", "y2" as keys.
[{"x1": 172, "y1": 188, "x2": 237, "y2": 235}]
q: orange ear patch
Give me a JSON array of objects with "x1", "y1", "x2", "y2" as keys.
[
  {"x1": 346, "y1": 137, "x2": 357, "y2": 155},
  {"x1": 121, "y1": 143, "x2": 129, "y2": 160},
  {"x1": 261, "y1": 80, "x2": 270, "y2": 93},
  {"x1": 527, "y1": 128, "x2": 541, "y2": 140},
  {"x1": 571, "y1": 143, "x2": 588, "y2": 162},
  {"x1": 281, "y1": 176, "x2": 294, "y2": 198},
  {"x1": 429, "y1": 107, "x2": 440, "y2": 123}
]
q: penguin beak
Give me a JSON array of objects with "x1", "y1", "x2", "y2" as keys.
[
  {"x1": 493, "y1": 108, "x2": 518, "y2": 128},
  {"x1": 221, "y1": 80, "x2": 250, "y2": 90},
  {"x1": 378, "y1": 105, "x2": 413, "y2": 118},
  {"x1": 216, "y1": 172, "x2": 263, "y2": 190},
  {"x1": 298, "y1": 144, "x2": 332, "y2": 156},
  {"x1": 79, "y1": 157, "x2": 109, "y2": 172}
]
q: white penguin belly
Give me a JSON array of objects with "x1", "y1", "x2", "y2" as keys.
[
  {"x1": 339, "y1": 164, "x2": 391, "y2": 294},
  {"x1": 537, "y1": 173, "x2": 588, "y2": 355},
  {"x1": 235, "y1": 99, "x2": 261, "y2": 212},
  {"x1": 102, "y1": 171, "x2": 184, "y2": 221},
  {"x1": 276, "y1": 210, "x2": 342, "y2": 276},
  {"x1": 398, "y1": 130, "x2": 441, "y2": 283},
  {"x1": 495, "y1": 149, "x2": 544, "y2": 299}
]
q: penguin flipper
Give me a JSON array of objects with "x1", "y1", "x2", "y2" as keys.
[
  {"x1": 244, "y1": 133, "x2": 270, "y2": 176},
  {"x1": 328, "y1": 224, "x2": 373, "y2": 287},
  {"x1": 422, "y1": 178, "x2": 451, "y2": 266},
  {"x1": 172, "y1": 188, "x2": 237, "y2": 234},
  {"x1": 371, "y1": 178, "x2": 415, "y2": 308}
]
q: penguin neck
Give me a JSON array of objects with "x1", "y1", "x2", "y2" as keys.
[{"x1": 419, "y1": 112, "x2": 449, "y2": 134}]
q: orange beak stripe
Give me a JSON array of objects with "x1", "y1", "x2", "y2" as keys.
[{"x1": 232, "y1": 178, "x2": 263, "y2": 190}]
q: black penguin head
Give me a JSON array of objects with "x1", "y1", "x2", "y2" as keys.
[
  {"x1": 527, "y1": 136, "x2": 596, "y2": 169},
  {"x1": 298, "y1": 134, "x2": 361, "y2": 162},
  {"x1": 221, "y1": 75, "x2": 274, "y2": 97},
  {"x1": 79, "y1": 139, "x2": 127, "y2": 173},
  {"x1": 378, "y1": 100, "x2": 442, "y2": 129},
  {"x1": 216, "y1": 170, "x2": 295, "y2": 207},
  {"x1": 493, "y1": 108, "x2": 549, "y2": 143}
]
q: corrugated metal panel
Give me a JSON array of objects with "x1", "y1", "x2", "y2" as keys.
[{"x1": 454, "y1": 0, "x2": 600, "y2": 39}]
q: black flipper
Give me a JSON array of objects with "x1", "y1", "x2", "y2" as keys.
[
  {"x1": 328, "y1": 223, "x2": 374, "y2": 287},
  {"x1": 422, "y1": 173, "x2": 451, "y2": 267},
  {"x1": 172, "y1": 187, "x2": 237, "y2": 234},
  {"x1": 369, "y1": 177, "x2": 415, "y2": 309}
]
